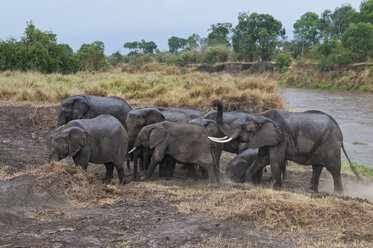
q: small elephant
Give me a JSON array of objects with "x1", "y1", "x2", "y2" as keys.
[
  {"x1": 132, "y1": 121, "x2": 221, "y2": 184},
  {"x1": 57, "y1": 95, "x2": 132, "y2": 128},
  {"x1": 226, "y1": 148, "x2": 287, "y2": 183},
  {"x1": 126, "y1": 107, "x2": 201, "y2": 179},
  {"x1": 49, "y1": 115, "x2": 128, "y2": 184}
]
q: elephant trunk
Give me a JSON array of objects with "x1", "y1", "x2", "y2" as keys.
[
  {"x1": 48, "y1": 151, "x2": 59, "y2": 163},
  {"x1": 209, "y1": 100, "x2": 238, "y2": 143},
  {"x1": 57, "y1": 113, "x2": 67, "y2": 127}
]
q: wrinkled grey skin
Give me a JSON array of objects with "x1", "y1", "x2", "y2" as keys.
[
  {"x1": 57, "y1": 95, "x2": 132, "y2": 128},
  {"x1": 134, "y1": 121, "x2": 221, "y2": 184},
  {"x1": 211, "y1": 100, "x2": 360, "y2": 193},
  {"x1": 226, "y1": 148, "x2": 259, "y2": 181},
  {"x1": 49, "y1": 115, "x2": 128, "y2": 184},
  {"x1": 199, "y1": 110, "x2": 252, "y2": 154},
  {"x1": 226, "y1": 148, "x2": 287, "y2": 183},
  {"x1": 126, "y1": 107, "x2": 201, "y2": 179},
  {"x1": 126, "y1": 107, "x2": 201, "y2": 150}
]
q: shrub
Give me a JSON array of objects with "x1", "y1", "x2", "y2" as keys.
[{"x1": 276, "y1": 53, "x2": 292, "y2": 72}]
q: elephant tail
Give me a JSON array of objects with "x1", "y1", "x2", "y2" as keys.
[{"x1": 342, "y1": 144, "x2": 361, "y2": 179}]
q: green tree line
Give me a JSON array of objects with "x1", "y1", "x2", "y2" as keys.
[{"x1": 1, "y1": 0, "x2": 373, "y2": 73}]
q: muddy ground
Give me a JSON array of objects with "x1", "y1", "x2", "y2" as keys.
[{"x1": 0, "y1": 102, "x2": 372, "y2": 247}]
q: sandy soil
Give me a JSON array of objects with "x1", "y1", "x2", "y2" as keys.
[{"x1": 0, "y1": 102, "x2": 372, "y2": 247}]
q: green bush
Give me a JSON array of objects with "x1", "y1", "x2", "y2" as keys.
[
  {"x1": 276, "y1": 53, "x2": 292, "y2": 72},
  {"x1": 203, "y1": 45, "x2": 230, "y2": 64}
]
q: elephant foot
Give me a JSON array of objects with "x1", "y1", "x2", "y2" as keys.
[
  {"x1": 272, "y1": 182, "x2": 282, "y2": 190},
  {"x1": 103, "y1": 179, "x2": 112, "y2": 185},
  {"x1": 307, "y1": 185, "x2": 319, "y2": 193}
]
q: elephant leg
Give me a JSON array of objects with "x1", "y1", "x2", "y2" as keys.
[
  {"x1": 281, "y1": 161, "x2": 287, "y2": 181},
  {"x1": 244, "y1": 154, "x2": 267, "y2": 183},
  {"x1": 144, "y1": 146, "x2": 166, "y2": 180},
  {"x1": 126, "y1": 157, "x2": 131, "y2": 171},
  {"x1": 72, "y1": 148, "x2": 90, "y2": 170},
  {"x1": 270, "y1": 161, "x2": 283, "y2": 189},
  {"x1": 199, "y1": 166, "x2": 208, "y2": 179},
  {"x1": 207, "y1": 163, "x2": 219, "y2": 184},
  {"x1": 166, "y1": 157, "x2": 175, "y2": 180},
  {"x1": 252, "y1": 168, "x2": 263, "y2": 185},
  {"x1": 325, "y1": 159, "x2": 343, "y2": 193},
  {"x1": 114, "y1": 163, "x2": 126, "y2": 185},
  {"x1": 159, "y1": 159, "x2": 166, "y2": 178},
  {"x1": 104, "y1": 163, "x2": 114, "y2": 184},
  {"x1": 186, "y1": 164, "x2": 196, "y2": 178},
  {"x1": 133, "y1": 149, "x2": 139, "y2": 181},
  {"x1": 309, "y1": 164, "x2": 323, "y2": 193}
]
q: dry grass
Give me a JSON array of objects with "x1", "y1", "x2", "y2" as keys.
[
  {"x1": 1, "y1": 162, "x2": 373, "y2": 246},
  {"x1": 0, "y1": 69, "x2": 284, "y2": 112}
]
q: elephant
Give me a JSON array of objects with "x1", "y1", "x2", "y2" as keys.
[
  {"x1": 208, "y1": 100, "x2": 360, "y2": 193},
  {"x1": 192, "y1": 111, "x2": 253, "y2": 154},
  {"x1": 49, "y1": 115, "x2": 128, "y2": 184},
  {"x1": 226, "y1": 148, "x2": 287, "y2": 183},
  {"x1": 132, "y1": 121, "x2": 221, "y2": 184},
  {"x1": 57, "y1": 95, "x2": 132, "y2": 128},
  {"x1": 126, "y1": 107, "x2": 202, "y2": 179}
]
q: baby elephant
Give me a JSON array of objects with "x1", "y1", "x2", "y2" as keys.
[
  {"x1": 49, "y1": 115, "x2": 128, "y2": 184},
  {"x1": 226, "y1": 148, "x2": 261, "y2": 182}
]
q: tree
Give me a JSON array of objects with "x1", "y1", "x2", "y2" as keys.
[
  {"x1": 207, "y1": 23, "x2": 232, "y2": 47},
  {"x1": 359, "y1": 0, "x2": 373, "y2": 23},
  {"x1": 108, "y1": 51, "x2": 123, "y2": 66},
  {"x1": 138, "y1": 39, "x2": 157, "y2": 54},
  {"x1": 123, "y1": 41, "x2": 140, "y2": 54},
  {"x1": 168, "y1": 36, "x2": 188, "y2": 53},
  {"x1": 293, "y1": 12, "x2": 321, "y2": 57},
  {"x1": 319, "y1": 5, "x2": 357, "y2": 38},
  {"x1": 232, "y1": 12, "x2": 285, "y2": 61},
  {"x1": 341, "y1": 22, "x2": 373, "y2": 61},
  {"x1": 187, "y1": 33, "x2": 200, "y2": 50},
  {"x1": 76, "y1": 41, "x2": 111, "y2": 71}
]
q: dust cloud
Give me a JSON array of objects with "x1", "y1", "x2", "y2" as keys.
[{"x1": 319, "y1": 177, "x2": 373, "y2": 202}]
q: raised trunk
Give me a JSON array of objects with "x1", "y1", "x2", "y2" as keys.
[{"x1": 211, "y1": 100, "x2": 237, "y2": 139}]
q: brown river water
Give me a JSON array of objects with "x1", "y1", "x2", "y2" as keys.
[{"x1": 279, "y1": 88, "x2": 373, "y2": 168}]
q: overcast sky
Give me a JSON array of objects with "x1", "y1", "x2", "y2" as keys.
[{"x1": 0, "y1": 0, "x2": 363, "y2": 54}]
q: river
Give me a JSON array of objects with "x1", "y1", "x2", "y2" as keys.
[{"x1": 279, "y1": 88, "x2": 373, "y2": 168}]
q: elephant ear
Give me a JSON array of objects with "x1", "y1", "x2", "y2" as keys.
[
  {"x1": 148, "y1": 125, "x2": 167, "y2": 149},
  {"x1": 247, "y1": 118, "x2": 282, "y2": 148},
  {"x1": 66, "y1": 127, "x2": 88, "y2": 156},
  {"x1": 72, "y1": 96, "x2": 90, "y2": 119},
  {"x1": 145, "y1": 109, "x2": 165, "y2": 125}
]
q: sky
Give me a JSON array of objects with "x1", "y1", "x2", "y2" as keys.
[{"x1": 0, "y1": 0, "x2": 364, "y2": 55}]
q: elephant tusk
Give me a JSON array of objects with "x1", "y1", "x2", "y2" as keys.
[
  {"x1": 210, "y1": 136, "x2": 229, "y2": 140},
  {"x1": 208, "y1": 136, "x2": 233, "y2": 143},
  {"x1": 128, "y1": 147, "x2": 136, "y2": 154}
]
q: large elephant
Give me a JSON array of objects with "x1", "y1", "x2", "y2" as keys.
[
  {"x1": 49, "y1": 115, "x2": 128, "y2": 184},
  {"x1": 57, "y1": 95, "x2": 132, "y2": 128},
  {"x1": 132, "y1": 121, "x2": 221, "y2": 184},
  {"x1": 208, "y1": 100, "x2": 360, "y2": 193}
]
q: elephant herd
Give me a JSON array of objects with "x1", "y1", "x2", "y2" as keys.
[{"x1": 49, "y1": 94, "x2": 360, "y2": 193}]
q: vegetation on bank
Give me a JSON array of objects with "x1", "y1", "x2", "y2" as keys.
[
  {"x1": 0, "y1": 68, "x2": 283, "y2": 113},
  {"x1": 341, "y1": 161, "x2": 373, "y2": 178},
  {"x1": 277, "y1": 64, "x2": 373, "y2": 92}
]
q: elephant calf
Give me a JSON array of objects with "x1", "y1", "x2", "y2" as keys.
[
  {"x1": 132, "y1": 121, "x2": 221, "y2": 184},
  {"x1": 49, "y1": 115, "x2": 128, "y2": 184}
]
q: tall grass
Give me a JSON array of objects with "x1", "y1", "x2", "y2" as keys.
[{"x1": 0, "y1": 68, "x2": 283, "y2": 112}]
